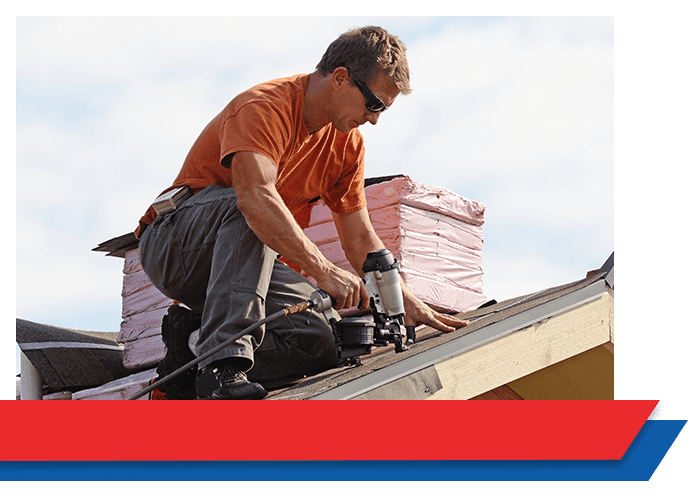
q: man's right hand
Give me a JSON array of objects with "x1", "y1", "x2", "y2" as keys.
[{"x1": 315, "y1": 266, "x2": 369, "y2": 311}]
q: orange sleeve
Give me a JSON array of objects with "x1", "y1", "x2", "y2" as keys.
[{"x1": 219, "y1": 100, "x2": 294, "y2": 167}]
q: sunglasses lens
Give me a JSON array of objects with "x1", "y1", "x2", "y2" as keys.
[
  {"x1": 354, "y1": 78, "x2": 387, "y2": 113},
  {"x1": 368, "y1": 100, "x2": 386, "y2": 113}
]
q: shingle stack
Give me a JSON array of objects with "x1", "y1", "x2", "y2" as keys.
[
  {"x1": 304, "y1": 175, "x2": 488, "y2": 314},
  {"x1": 117, "y1": 248, "x2": 174, "y2": 370}
]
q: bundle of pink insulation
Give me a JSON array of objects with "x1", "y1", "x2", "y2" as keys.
[{"x1": 303, "y1": 175, "x2": 488, "y2": 315}]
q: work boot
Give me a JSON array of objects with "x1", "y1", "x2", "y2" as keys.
[{"x1": 196, "y1": 360, "x2": 268, "y2": 400}]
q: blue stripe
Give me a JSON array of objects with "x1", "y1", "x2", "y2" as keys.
[{"x1": 1, "y1": 420, "x2": 685, "y2": 481}]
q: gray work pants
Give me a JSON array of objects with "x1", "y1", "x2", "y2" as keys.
[{"x1": 138, "y1": 184, "x2": 340, "y2": 383}]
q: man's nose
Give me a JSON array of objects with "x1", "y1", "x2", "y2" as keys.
[{"x1": 366, "y1": 112, "x2": 381, "y2": 126}]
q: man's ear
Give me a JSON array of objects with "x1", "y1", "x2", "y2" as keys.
[{"x1": 330, "y1": 67, "x2": 351, "y2": 90}]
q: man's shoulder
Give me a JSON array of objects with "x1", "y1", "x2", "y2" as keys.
[
  {"x1": 239, "y1": 74, "x2": 308, "y2": 105},
  {"x1": 256, "y1": 73, "x2": 308, "y2": 91}
]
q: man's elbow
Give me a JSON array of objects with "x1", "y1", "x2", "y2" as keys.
[
  {"x1": 234, "y1": 185, "x2": 276, "y2": 220},
  {"x1": 234, "y1": 188, "x2": 258, "y2": 218}
]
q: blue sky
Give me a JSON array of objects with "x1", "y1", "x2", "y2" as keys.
[{"x1": 15, "y1": 16, "x2": 613, "y2": 332}]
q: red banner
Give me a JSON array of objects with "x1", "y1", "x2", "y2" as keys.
[{"x1": 1, "y1": 400, "x2": 657, "y2": 461}]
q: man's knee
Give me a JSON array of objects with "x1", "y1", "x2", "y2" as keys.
[{"x1": 298, "y1": 316, "x2": 335, "y2": 349}]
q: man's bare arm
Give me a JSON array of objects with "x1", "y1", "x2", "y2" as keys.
[
  {"x1": 332, "y1": 208, "x2": 469, "y2": 332},
  {"x1": 229, "y1": 151, "x2": 368, "y2": 310}
]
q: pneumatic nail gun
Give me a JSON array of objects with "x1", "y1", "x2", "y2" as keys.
[{"x1": 309, "y1": 249, "x2": 413, "y2": 365}]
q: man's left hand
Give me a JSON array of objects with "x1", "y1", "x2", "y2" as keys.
[{"x1": 402, "y1": 287, "x2": 470, "y2": 332}]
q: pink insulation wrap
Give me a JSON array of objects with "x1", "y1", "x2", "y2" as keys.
[
  {"x1": 309, "y1": 176, "x2": 486, "y2": 227},
  {"x1": 121, "y1": 267, "x2": 172, "y2": 319},
  {"x1": 304, "y1": 176, "x2": 488, "y2": 314},
  {"x1": 118, "y1": 248, "x2": 172, "y2": 358}
]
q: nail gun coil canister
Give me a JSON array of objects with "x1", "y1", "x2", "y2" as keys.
[{"x1": 336, "y1": 318, "x2": 375, "y2": 346}]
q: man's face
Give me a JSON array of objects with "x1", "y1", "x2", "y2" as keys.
[{"x1": 332, "y1": 71, "x2": 400, "y2": 133}]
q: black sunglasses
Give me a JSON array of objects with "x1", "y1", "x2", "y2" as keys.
[{"x1": 352, "y1": 78, "x2": 388, "y2": 113}]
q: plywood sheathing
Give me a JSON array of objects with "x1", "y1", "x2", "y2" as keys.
[{"x1": 504, "y1": 343, "x2": 614, "y2": 400}]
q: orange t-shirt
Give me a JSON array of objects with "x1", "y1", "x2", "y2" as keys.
[{"x1": 137, "y1": 73, "x2": 366, "y2": 236}]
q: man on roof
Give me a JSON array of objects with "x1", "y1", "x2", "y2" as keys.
[{"x1": 136, "y1": 26, "x2": 468, "y2": 400}]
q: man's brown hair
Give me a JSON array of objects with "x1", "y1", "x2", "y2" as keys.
[{"x1": 316, "y1": 26, "x2": 412, "y2": 95}]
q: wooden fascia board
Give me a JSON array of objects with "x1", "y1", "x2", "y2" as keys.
[
  {"x1": 429, "y1": 290, "x2": 613, "y2": 400},
  {"x1": 471, "y1": 289, "x2": 614, "y2": 400}
]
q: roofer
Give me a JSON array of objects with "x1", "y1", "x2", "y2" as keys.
[{"x1": 135, "y1": 26, "x2": 468, "y2": 399}]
